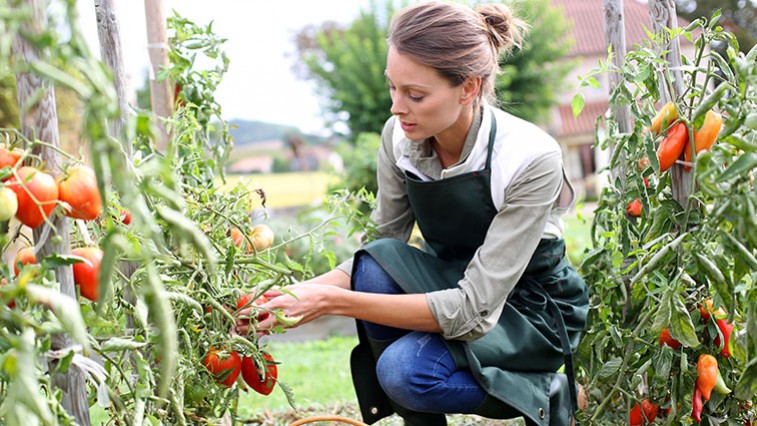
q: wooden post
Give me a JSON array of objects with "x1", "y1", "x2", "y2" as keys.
[
  {"x1": 649, "y1": 0, "x2": 692, "y2": 204},
  {"x1": 12, "y1": 1, "x2": 90, "y2": 424},
  {"x1": 144, "y1": 0, "x2": 173, "y2": 151},
  {"x1": 602, "y1": 0, "x2": 632, "y2": 185},
  {"x1": 94, "y1": 0, "x2": 131, "y2": 158}
]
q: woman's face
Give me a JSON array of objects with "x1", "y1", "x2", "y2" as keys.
[{"x1": 385, "y1": 46, "x2": 471, "y2": 142}]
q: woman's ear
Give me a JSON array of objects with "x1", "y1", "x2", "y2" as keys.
[{"x1": 460, "y1": 77, "x2": 482, "y2": 106}]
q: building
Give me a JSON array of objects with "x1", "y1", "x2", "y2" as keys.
[{"x1": 551, "y1": 0, "x2": 695, "y2": 199}]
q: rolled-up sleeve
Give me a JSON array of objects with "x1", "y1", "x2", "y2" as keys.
[
  {"x1": 336, "y1": 117, "x2": 414, "y2": 276},
  {"x1": 427, "y1": 152, "x2": 564, "y2": 341}
]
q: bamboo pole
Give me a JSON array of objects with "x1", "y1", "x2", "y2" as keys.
[
  {"x1": 649, "y1": 0, "x2": 691, "y2": 204},
  {"x1": 12, "y1": 1, "x2": 90, "y2": 424},
  {"x1": 602, "y1": 0, "x2": 632, "y2": 185},
  {"x1": 144, "y1": 0, "x2": 173, "y2": 151}
]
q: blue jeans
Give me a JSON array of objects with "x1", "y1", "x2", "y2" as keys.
[{"x1": 352, "y1": 254, "x2": 487, "y2": 414}]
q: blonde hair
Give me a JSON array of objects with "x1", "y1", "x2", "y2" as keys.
[{"x1": 387, "y1": 1, "x2": 527, "y2": 103}]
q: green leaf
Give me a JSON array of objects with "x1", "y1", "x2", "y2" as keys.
[
  {"x1": 571, "y1": 93, "x2": 585, "y2": 118},
  {"x1": 598, "y1": 357, "x2": 623, "y2": 380},
  {"x1": 734, "y1": 356, "x2": 757, "y2": 400},
  {"x1": 155, "y1": 205, "x2": 217, "y2": 274},
  {"x1": 101, "y1": 338, "x2": 147, "y2": 352},
  {"x1": 651, "y1": 290, "x2": 673, "y2": 333},
  {"x1": 654, "y1": 345, "x2": 673, "y2": 380},
  {"x1": 669, "y1": 294, "x2": 700, "y2": 348},
  {"x1": 716, "y1": 152, "x2": 757, "y2": 183},
  {"x1": 23, "y1": 284, "x2": 91, "y2": 354}
]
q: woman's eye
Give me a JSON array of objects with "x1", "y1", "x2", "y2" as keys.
[{"x1": 408, "y1": 93, "x2": 424, "y2": 102}]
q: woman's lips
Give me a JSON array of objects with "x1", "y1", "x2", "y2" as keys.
[{"x1": 400, "y1": 121, "x2": 416, "y2": 132}]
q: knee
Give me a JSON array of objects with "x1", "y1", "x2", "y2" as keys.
[
  {"x1": 375, "y1": 336, "x2": 441, "y2": 412},
  {"x1": 352, "y1": 254, "x2": 402, "y2": 295}
]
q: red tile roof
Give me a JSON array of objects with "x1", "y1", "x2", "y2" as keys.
[
  {"x1": 552, "y1": 0, "x2": 692, "y2": 58},
  {"x1": 556, "y1": 100, "x2": 609, "y2": 138}
]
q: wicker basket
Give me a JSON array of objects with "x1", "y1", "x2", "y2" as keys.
[{"x1": 288, "y1": 415, "x2": 369, "y2": 426}]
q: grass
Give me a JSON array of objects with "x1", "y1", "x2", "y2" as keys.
[
  {"x1": 238, "y1": 336, "x2": 359, "y2": 416},
  {"x1": 220, "y1": 171, "x2": 339, "y2": 209}
]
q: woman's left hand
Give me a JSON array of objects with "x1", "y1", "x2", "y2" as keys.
[{"x1": 233, "y1": 283, "x2": 338, "y2": 336}]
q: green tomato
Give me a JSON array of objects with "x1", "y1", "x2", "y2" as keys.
[{"x1": 0, "y1": 187, "x2": 18, "y2": 222}]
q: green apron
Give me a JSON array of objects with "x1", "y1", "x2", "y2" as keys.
[{"x1": 349, "y1": 115, "x2": 589, "y2": 425}]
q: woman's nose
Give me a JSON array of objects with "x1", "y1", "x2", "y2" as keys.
[{"x1": 390, "y1": 93, "x2": 406, "y2": 116}]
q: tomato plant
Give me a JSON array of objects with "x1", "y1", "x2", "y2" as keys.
[
  {"x1": 0, "y1": 4, "x2": 375, "y2": 425},
  {"x1": 573, "y1": 11, "x2": 757, "y2": 424}
]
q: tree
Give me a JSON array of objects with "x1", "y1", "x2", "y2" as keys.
[
  {"x1": 675, "y1": 0, "x2": 757, "y2": 52},
  {"x1": 294, "y1": 0, "x2": 576, "y2": 137},
  {"x1": 495, "y1": 0, "x2": 576, "y2": 125},
  {"x1": 294, "y1": 1, "x2": 395, "y2": 137}
]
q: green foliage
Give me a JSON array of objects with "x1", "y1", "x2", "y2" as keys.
[
  {"x1": 294, "y1": 1, "x2": 396, "y2": 137},
  {"x1": 574, "y1": 13, "x2": 757, "y2": 423},
  {"x1": 494, "y1": 0, "x2": 577, "y2": 125},
  {"x1": 675, "y1": 0, "x2": 757, "y2": 52},
  {"x1": 295, "y1": 0, "x2": 576, "y2": 136},
  {"x1": 329, "y1": 132, "x2": 382, "y2": 206}
]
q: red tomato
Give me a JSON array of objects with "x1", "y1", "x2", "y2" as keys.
[
  {"x1": 629, "y1": 399, "x2": 659, "y2": 425},
  {"x1": 626, "y1": 198, "x2": 643, "y2": 217},
  {"x1": 8, "y1": 166, "x2": 58, "y2": 228},
  {"x1": 241, "y1": 352, "x2": 277, "y2": 395},
  {"x1": 71, "y1": 247, "x2": 103, "y2": 302},
  {"x1": 13, "y1": 246, "x2": 37, "y2": 276},
  {"x1": 658, "y1": 328, "x2": 681, "y2": 350},
  {"x1": 119, "y1": 208, "x2": 131, "y2": 225},
  {"x1": 58, "y1": 165, "x2": 102, "y2": 221},
  {"x1": 0, "y1": 146, "x2": 23, "y2": 181},
  {"x1": 1, "y1": 278, "x2": 15, "y2": 309},
  {"x1": 202, "y1": 348, "x2": 242, "y2": 387},
  {"x1": 237, "y1": 293, "x2": 270, "y2": 321}
]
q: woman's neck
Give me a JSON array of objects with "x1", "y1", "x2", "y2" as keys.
[{"x1": 431, "y1": 106, "x2": 476, "y2": 168}]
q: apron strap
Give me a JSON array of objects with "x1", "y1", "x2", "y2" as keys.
[{"x1": 484, "y1": 110, "x2": 497, "y2": 171}]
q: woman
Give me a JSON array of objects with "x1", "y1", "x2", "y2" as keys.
[{"x1": 236, "y1": 2, "x2": 589, "y2": 425}]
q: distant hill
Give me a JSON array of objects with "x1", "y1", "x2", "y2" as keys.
[{"x1": 228, "y1": 119, "x2": 328, "y2": 147}]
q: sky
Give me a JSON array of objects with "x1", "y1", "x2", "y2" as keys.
[{"x1": 75, "y1": 1, "x2": 374, "y2": 135}]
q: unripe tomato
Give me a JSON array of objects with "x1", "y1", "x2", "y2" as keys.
[
  {"x1": 202, "y1": 347, "x2": 242, "y2": 387},
  {"x1": 0, "y1": 186, "x2": 19, "y2": 221},
  {"x1": 241, "y1": 352, "x2": 277, "y2": 395},
  {"x1": 251, "y1": 224, "x2": 274, "y2": 252},
  {"x1": 8, "y1": 167, "x2": 58, "y2": 229},
  {"x1": 231, "y1": 227, "x2": 252, "y2": 253},
  {"x1": 13, "y1": 246, "x2": 37, "y2": 276},
  {"x1": 58, "y1": 165, "x2": 102, "y2": 221},
  {"x1": 0, "y1": 146, "x2": 23, "y2": 181},
  {"x1": 71, "y1": 247, "x2": 103, "y2": 302}
]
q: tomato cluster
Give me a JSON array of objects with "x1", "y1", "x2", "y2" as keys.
[
  {"x1": 202, "y1": 346, "x2": 278, "y2": 395},
  {"x1": 2, "y1": 146, "x2": 112, "y2": 304}
]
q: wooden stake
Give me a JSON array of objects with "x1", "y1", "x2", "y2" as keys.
[
  {"x1": 12, "y1": 1, "x2": 90, "y2": 424},
  {"x1": 144, "y1": 0, "x2": 173, "y2": 151},
  {"x1": 650, "y1": 0, "x2": 692, "y2": 204}
]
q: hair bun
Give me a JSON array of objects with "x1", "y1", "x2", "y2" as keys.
[{"x1": 475, "y1": 3, "x2": 527, "y2": 53}]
